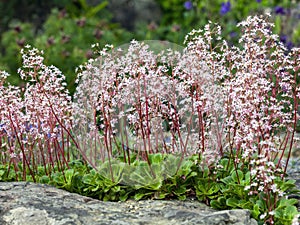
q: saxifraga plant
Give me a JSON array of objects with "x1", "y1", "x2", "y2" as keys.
[
  {"x1": 0, "y1": 15, "x2": 299, "y2": 224},
  {"x1": 0, "y1": 46, "x2": 78, "y2": 181},
  {"x1": 74, "y1": 15, "x2": 299, "y2": 224}
]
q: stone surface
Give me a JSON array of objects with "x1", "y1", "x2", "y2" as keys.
[
  {"x1": 107, "y1": 0, "x2": 161, "y2": 30},
  {"x1": 0, "y1": 182, "x2": 257, "y2": 225}
]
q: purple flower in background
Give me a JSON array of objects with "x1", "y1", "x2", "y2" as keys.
[
  {"x1": 184, "y1": 1, "x2": 193, "y2": 10},
  {"x1": 286, "y1": 41, "x2": 294, "y2": 50},
  {"x1": 274, "y1": 6, "x2": 285, "y2": 15},
  {"x1": 280, "y1": 35, "x2": 294, "y2": 50},
  {"x1": 229, "y1": 31, "x2": 237, "y2": 38},
  {"x1": 220, "y1": 1, "x2": 231, "y2": 15},
  {"x1": 256, "y1": 0, "x2": 262, "y2": 3},
  {"x1": 280, "y1": 35, "x2": 287, "y2": 44}
]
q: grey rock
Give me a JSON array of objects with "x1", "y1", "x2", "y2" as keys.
[
  {"x1": 107, "y1": 0, "x2": 161, "y2": 30},
  {"x1": 0, "y1": 182, "x2": 257, "y2": 225}
]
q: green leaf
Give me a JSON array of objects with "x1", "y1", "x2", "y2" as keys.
[
  {"x1": 163, "y1": 154, "x2": 181, "y2": 177},
  {"x1": 274, "y1": 208, "x2": 284, "y2": 219},
  {"x1": 134, "y1": 193, "x2": 145, "y2": 201},
  {"x1": 148, "y1": 153, "x2": 164, "y2": 164},
  {"x1": 210, "y1": 200, "x2": 222, "y2": 209},
  {"x1": 178, "y1": 195, "x2": 186, "y2": 200},
  {"x1": 210, "y1": 196, "x2": 227, "y2": 209},
  {"x1": 91, "y1": 185, "x2": 101, "y2": 192},
  {"x1": 284, "y1": 205, "x2": 298, "y2": 218},
  {"x1": 238, "y1": 199, "x2": 253, "y2": 209},
  {"x1": 128, "y1": 163, "x2": 163, "y2": 190},
  {"x1": 244, "y1": 171, "x2": 251, "y2": 184},
  {"x1": 277, "y1": 198, "x2": 298, "y2": 208},
  {"x1": 39, "y1": 175, "x2": 50, "y2": 184},
  {"x1": 133, "y1": 190, "x2": 153, "y2": 200},
  {"x1": 0, "y1": 169, "x2": 5, "y2": 180},
  {"x1": 173, "y1": 185, "x2": 186, "y2": 195},
  {"x1": 196, "y1": 179, "x2": 220, "y2": 201},
  {"x1": 78, "y1": 0, "x2": 88, "y2": 10},
  {"x1": 221, "y1": 176, "x2": 234, "y2": 185},
  {"x1": 251, "y1": 203, "x2": 261, "y2": 219},
  {"x1": 153, "y1": 191, "x2": 168, "y2": 199},
  {"x1": 119, "y1": 190, "x2": 130, "y2": 202},
  {"x1": 218, "y1": 158, "x2": 234, "y2": 172},
  {"x1": 203, "y1": 166, "x2": 210, "y2": 178},
  {"x1": 177, "y1": 160, "x2": 194, "y2": 177},
  {"x1": 219, "y1": 158, "x2": 229, "y2": 169},
  {"x1": 226, "y1": 198, "x2": 240, "y2": 208},
  {"x1": 256, "y1": 199, "x2": 267, "y2": 209},
  {"x1": 231, "y1": 170, "x2": 244, "y2": 183},
  {"x1": 275, "y1": 205, "x2": 298, "y2": 223},
  {"x1": 277, "y1": 179, "x2": 296, "y2": 192},
  {"x1": 82, "y1": 170, "x2": 103, "y2": 193},
  {"x1": 86, "y1": 1, "x2": 108, "y2": 18},
  {"x1": 52, "y1": 172, "x2": 64, "y2": 185},
  {"x1": 65, "y1": 169, "x2": 76, "y2": 183},
  {"x1": 82, "y1": 172, "x2": 97, "y2": 185},
  {"x1": 98, "y1": 161, "x2": 126, "y2": 185}
]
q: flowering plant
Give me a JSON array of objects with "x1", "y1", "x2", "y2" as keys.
[
  {"x1": 0, "y1": 15, "x2": 299, "y2": 224},
  {"x1": 0, "y1": 46, "x2": 75, "y2": 181},
  {"x1": 72, "y1": 15, "x2": 299, "y2": 224}
]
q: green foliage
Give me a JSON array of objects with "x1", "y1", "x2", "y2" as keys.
[
  {"x1": 195, "y1": 179, "x2": 220, "y2": 202},
  {"x1": 1, "y1": 0, "x2": 299, "y2": 96},
  {"x1": 0, "y1": 0, "x2": 66, "y2": 33},
  {"x1": 274, "y1": 199, "x2": 299, "y2": 224},
  {"x1": 0, "y1": 164, "x2": 18, "y2": 181},
  {"x1": 0, "y1": 7, "x2": 132, "y2": 94},
  {"x1": 64, "y1": 0, "x2": 109, "y2": 18},
  {"x1": 212, "y1": 168, "x2": 299, "y2": 224},
  {"x1": 149, "y1": 0, "x2": 300, "y2": 48},
  {"x1": 0, "y1": 154, "x2": 298, "y2": 224},
  {"x1": 162, "y1": 155, "x2": 197, "y2": 200}
]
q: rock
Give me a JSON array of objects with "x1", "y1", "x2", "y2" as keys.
[
  {"x1": 107, "y1": 0, "x2": 161, "y2": 30},
  {"x1": 0, "y1": 182, "x2": 257, "y2": 225}
]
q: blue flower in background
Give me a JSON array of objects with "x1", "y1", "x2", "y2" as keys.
[
  {"x1": 256, "y1": 0, "x2": 262, "y2": 3},
  {"x1": 274, "y1": 6, "x2": 285, "y2": 15},
  {"x1": 229, "y1": 31, "x2": 237, "y2": 38},
  {"x1": 286, "y1": 41, "x2": 294, "y2": 50},
  {"x1": 220, "y1": 1, "x2": 231, "y2": 15},
  {"x1": 280, "y1": 35, "x2": 287, "y2": 44},
  {"x1": 184, "y1": 1, "x2": 193, "y2": 10},
  {"x1": 280, "y1": 35, "x2": 294, "y2": 50}
]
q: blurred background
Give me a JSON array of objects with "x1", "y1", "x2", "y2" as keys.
[{"x1": 0, "y1": 0, "x2": 299, "y2": 95}]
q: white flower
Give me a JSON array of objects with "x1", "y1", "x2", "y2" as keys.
[{"x1": 260, "y1": 213, "x2": 267, "y2": 219}]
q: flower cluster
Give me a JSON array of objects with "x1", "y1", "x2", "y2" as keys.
[
  {"x1": 74, "y1": 15, "x2": 299, "y2": 223},
  {"x1": 0, "y1": 15, "x2": 298, "y2": 224},
  {"x1": 0, "y1": 45, "x2": 74, "y2": 180},
  {"x1": 223, "y1": 16, "x2": 299, "y2": 222}
]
